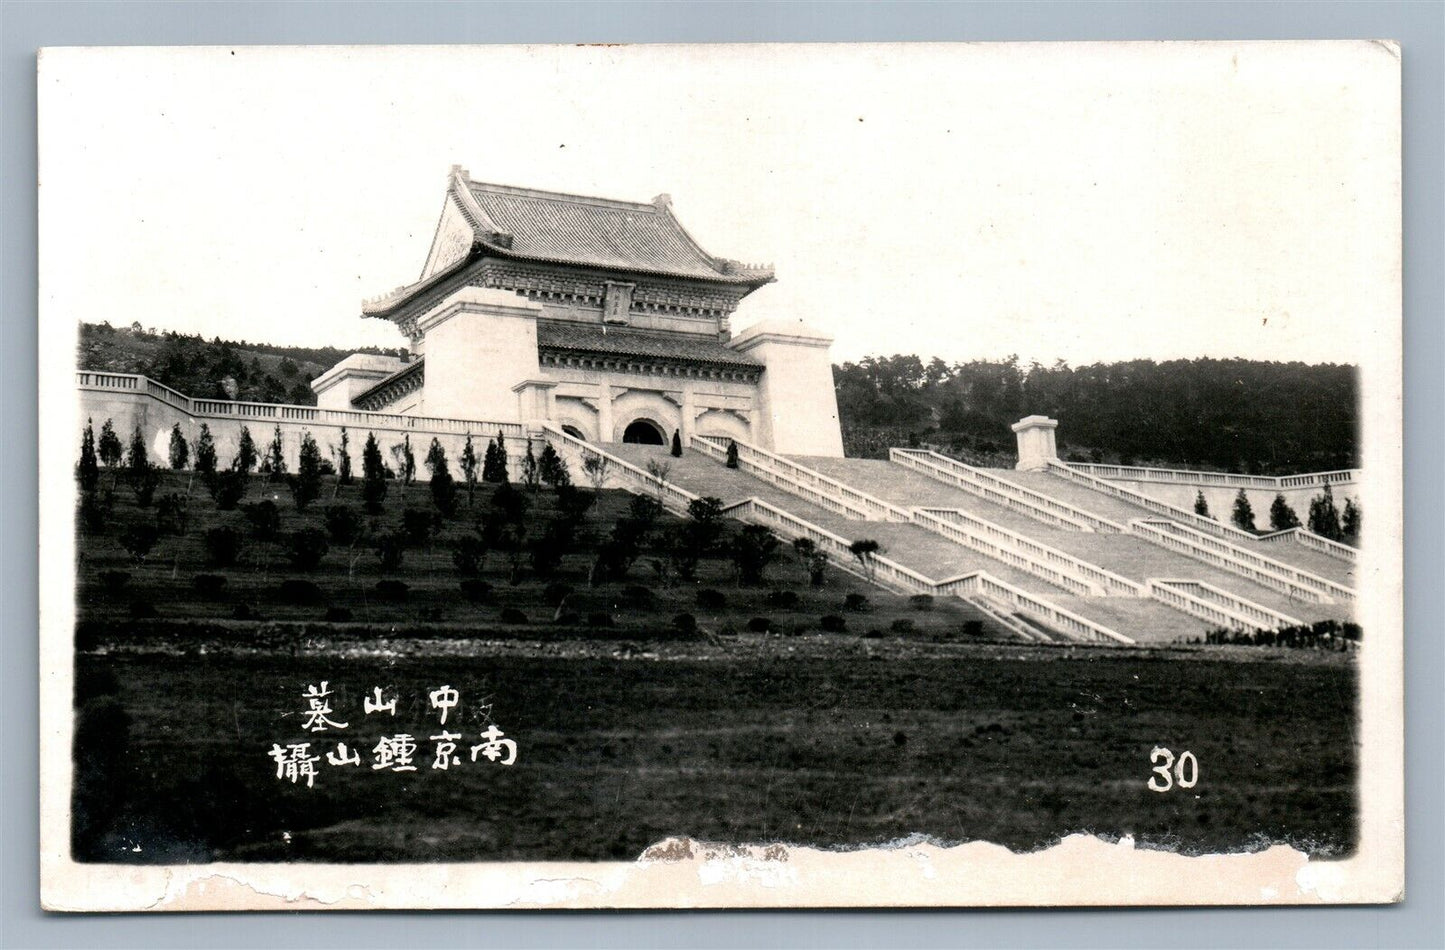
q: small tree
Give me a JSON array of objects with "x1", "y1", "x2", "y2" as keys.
[
  {"x1": 730, "y1": 524, "x2": 781, "y2": 586},
  {"x1": 264, "y1": 424, "x2": 287, "y2": 479},
  {"x1": 286, "y1": 528, "x2": 330, "y2": 571},
  {"x1": 390, "y1": 434, "x2": 416, "y2": 488},
  {"x1": 97, "y1": 418, "x2": 123, "y2": 471},
  {"x1": 168, "y1": 424, "x2": 189, "y2": 471},
  {"x1": 725, "y1": 440, "x2": 739, "y2": 469},
  {"x1": 1308, "y1": 484, "x2": 1344, "y2": 541},
  {"x1": 126, "y1": 424, "x2": 149, "y2": 473},
  {"x1": 194, "y1": 423, "x2": 217, "y2": 482},
  {"x1": 1230, "y1": 489, "x2": 1256, "y2": 532},
  {"x1": 291, "y1": 431, "x2": 323, "y2": 511},
  {"x1": 337, "y1": 427, "x2": 353, "y2": 486},
  {"x1": 1342, "y1": 498, "x2": 1361, "y2": 543},
  {"x1": 1270, "y1": 493, "x2": 1301, "y2": 531},
  {"x1": 425, "y1": 438, "x2": 457, "y2": 517},
  {"x1": 373, "y1": 530, "x2": 406, "y2": 572},
  {"x1": 538, "y1": 442, "x2": 570, "y2": 489},
  {"x1": 646, "y1": 459, "x2": 672, "y2": 506},
  {"x1": 849, "y1": 538, "x2": 882, "y2": 581},
  {"x1": 235, "y1": 425, "x2": 258, "y2": 476},
  {"x1": 362, "y1": 432, "x2": 387, "y2": 514},
  {"x1": 459, "y1": 433, "x2": 479, "y2": 504},
  {"x1": 484, "y1": 431, "x2": 509, "y2": 483},
  {"x1": 77, "y1": 419, "x2": 100, "y2": 493},
  {"x1": 678, "y1": 496, "x2": 726, "y2": 580},
  {"x1": 792, "y1": 537, "x2": 829, "y2": 586},
  {"x1": 521, "y1": 439, "x2": 541, "y2": 491},
  {"x1": 582, "y1": 454, "x2": 610, "y2": 490},
  {"x1": 120, "y1": 523, "x2": 160, "y2": 565},
  {"x1": 670, "y1": 429, "x2": 683, "y2": 457},
  {"x1": 1193, "y1": 490, "x2": 1211, "y2": 519}
]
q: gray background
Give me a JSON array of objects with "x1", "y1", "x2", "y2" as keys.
[{"x1": 2, "y1": 2, "x2": 1440, "y2": 947}]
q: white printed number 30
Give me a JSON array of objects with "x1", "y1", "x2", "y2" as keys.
[{"x1": 1147, "y1": 747, "x2": 1200, "y2": 793}]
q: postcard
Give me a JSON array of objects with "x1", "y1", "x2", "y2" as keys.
[{"x1": 38, "y1": 41, "x2": 1403, "y2": 909}]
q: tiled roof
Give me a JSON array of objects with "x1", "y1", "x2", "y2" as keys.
[
  {"x1": 463, "y1": 180, "x2": 774, "y2": 284},
  {"x1": 536, "y1": 321, "x2": 762, "y2": 370}
]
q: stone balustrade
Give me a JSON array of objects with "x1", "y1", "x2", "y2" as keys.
[
  {"x1": 1146, "y1": 579, "x2": 1303, "y2": 631},
  {"x1": 1045, "y1": 460, "x2": 1256, "y2": 542},
  {"x1": 891, "y1": 450, "x2": 1114, "y2": 532},
  {"x1": 1133, "y1": 519, "x2": 1353, "y2": 604},
  {"x1": 694, "y1": 435, "x2": 911, "y2": 522},
  {"x1": 1065, "y1": 462, "x2": 1359, "y2": 491}
]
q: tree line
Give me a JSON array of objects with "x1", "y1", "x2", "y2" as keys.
[{"x1": 834, "y1": 355, "x2": 1358, "y2": 475}]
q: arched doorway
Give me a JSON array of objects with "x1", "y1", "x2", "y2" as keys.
[
  {"x1": 622, "y1": 419, "x2": 666, "y2": 445},
  {"x1": 561, "y1": 424, "x2": 587, "y2": 441}
]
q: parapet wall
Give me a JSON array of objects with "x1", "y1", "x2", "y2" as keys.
[
  {"x1": 77, "y1": 372, "x2": 530, "y2": 476},
  {"x1": 1062, "y1": 463, "x2": 1359, "y2": 524}
]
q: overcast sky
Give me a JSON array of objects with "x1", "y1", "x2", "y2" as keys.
[{"x1": 40, "y1": 42, "x2": 1398, "y2": 368}]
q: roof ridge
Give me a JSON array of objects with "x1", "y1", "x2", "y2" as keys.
[{"x1": 467, "y1": 179, "x2": 661, "y2": 214}]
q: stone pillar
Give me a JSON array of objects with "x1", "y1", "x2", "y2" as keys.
[
  {"x1": 597, "y1": 383, "x2": 614, "y2": 443},
  {"x1": 728, "y1": 319, "x2": 845, "y2": 456},
  {"x1": 680, "y1": 386, "x2": 696, "y2": 445},
  {"x1": 1011, "y1": 415, "x2": 1059, "y2": 471}
]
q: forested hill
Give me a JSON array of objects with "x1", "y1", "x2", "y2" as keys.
[
  {"x1": 78, "y1": 322, "x2": 406, "y2": 406},
  {"x1": 76, "y1": 324, "x2": 1357, "y2": 476},
  {"x1": 836, "y1": 355, "x2": 1358, "y2": 475}
]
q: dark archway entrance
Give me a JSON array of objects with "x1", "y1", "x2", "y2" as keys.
[
  {"x1": 561, "y1": 424, "x2": 587, "y2": 441},
  {"x1": 622, "y1": 419, "x2": 666, "y2": 445}
]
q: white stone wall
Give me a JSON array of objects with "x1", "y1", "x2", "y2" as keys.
[
  {"x1": 415, "y1": 287, "x2": 544, "y2": 422},
  {"x1": 729, "y1": 321, "x2": 844, "y2": 457},
  {"x1": 1108, "y1": 479, "x2": 1360, "y2": 529}
]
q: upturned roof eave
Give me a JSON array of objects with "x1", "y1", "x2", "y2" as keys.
[{"x1": 361, "y1": 244, "x2": 774, "y2": 322}]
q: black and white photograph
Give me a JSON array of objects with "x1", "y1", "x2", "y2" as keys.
[{"x1": 37, "y1": 41, "x2": 1403, "y2": 910}]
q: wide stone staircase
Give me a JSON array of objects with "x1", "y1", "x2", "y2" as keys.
[{"x1": 548, "y1": 431, "x2": 1353, "y2": 647}]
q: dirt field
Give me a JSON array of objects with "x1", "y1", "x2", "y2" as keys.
[{"x1": 73, "y1": 637, "x2": 1356, "y2": 863}]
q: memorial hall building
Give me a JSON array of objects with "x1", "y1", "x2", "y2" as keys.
[{"x1": 310, "y1": 167, "x2": 845, "y2": 457}]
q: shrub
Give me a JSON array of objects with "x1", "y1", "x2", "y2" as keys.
[
  {"x1": 97, "y1": 419, "x2": 123, "y2": 470},
  {"x1": 556, "y1": 483, "x2": 596, "y2": 522},
  {"x1": 155, "y1": 492, "x2": 189, "y2": 536},
  {"x1": 820, "y1": 614, "x2": 848, "y2": 633},
  {"x1": 234, "y1": 426, "x2": 258, "y2": 476},
  {"x1": 324, "y1": 505, "x2": 362, "y2": 545},
  {"x1": 483, "y1": 432, "x2": 509, "y2": 483},
  {"x1": 1308, "y1": 485, "x2": 1344, "y2": 541},
  {"x1": 203, "y1": 526, "x2": 244, "y2": 568},
  {"x1": 672, "y1": 613, "x2": 698, "y2": 636},
  {"x1": 129, "y1": 599, "x2": 158, "y2": 619},
  {"x1": 425, "y1": 438, "x2": 458, "y2": 517},
  {"x1": 1270, "y1": 493, "x2": 1301, "y2": 531},
  {"x1": 244, "y1": 500, "x2": 281, "y2": 542},
  {"x1": 962, "y1": 620, "x2": 984, "y2": 637},
  {"x1": 129, "y1": 463, "x2": 161, "y2": 508},
  {"x1": 278, "y1": 579, "x2": 325, "y2": 605},
  {"x1": 373, "y1": 579, "x2": 409, "y2": 602},
  {"x1": 98, "y1": 570, "x2": 131, "y2": 593},
  {"x1": 78, "y1": 490, "x2": 113, "y2": 534},
  {"x1": 764, "y1": 590, "x2": 799, "y2": 609},
  {"x1": 119, "y1": 523, "x2": 160, "y2": 564},
  {"x1": 323, "y1": 606, "x2": 353, "y2": 623},
  {"x1": 696, "y1": 588, "x2": 727, "y2": 610},
  {"x1": 729, "y1": 524, "x2": 781, "y2": 585},
  {"x1": 192, "y1": 574, "x2": 228, "y2": 598},
  {"x1": 286, "y1": 528, "x2": 330, "y2": 571},
  {"x1": 500, "y1": 607, "x2": 528, "y2": 624},
  {"x1": 209, "y1": 470, "x2": 247, "y2": 510},
  {"x1": 529, "y1": 522, "x2": 570, "y2": 577},
  {"x1": 78, "y1": 420, "x2": 100, "y2": 492},
  {"x1": 843, "y1": 593, "x2": 870, "y2": 612},
  {"x1": 168, "y1": 423, "x2": 189, "y2": 471},
  {"x1": 452, "y1": 535, "x2": 487, "y2": 576},
  {"x1": 890, "y1": 618, "x2": 916, "y2": 634},
  {"x1": 401, "y1": 508, "x2": 437, "y2": 546},
  {"x1": 458, "y1": 579, "x2": 494, "y2": 604},
  {"x1": 544, "y1": 582, "x2": 574, "y2": 606},
  {"x1": 362, "y1": 432, "x2": 388, "y2": 513},
  {"x1": 1231, "y1": 489, "x2": 1257, "y2": 532},
  {"x1": 538, "y1": 442, "x2": 570, "y2": 488},
  {"x1": 746, "y1": 616, "x2": 772, "y2": 633},
  {"x1": 232, "y1": 603, "x2": 255, "y2": 620},
  {"x1": 621, "y1": 585, "x2": 655, "y2": 608},
  {"x1": 791, "y1": 537, "x2": 828, "y2": 586},
  {"x1": 587, "y1": 611, "x2": 615, "y2": 628},
  {"x1": 373, "y1": 531, "x2": 406, "y2": 571},
  {"x1": 290, "y1": 431, "x2": 324, "y2": 510},
  {"x1": 909, "y1": 594, "x2": 935, "y2": 611}
]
